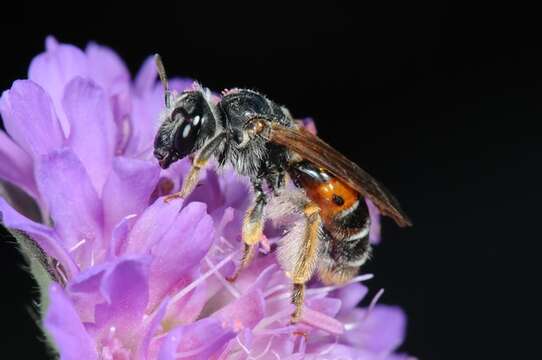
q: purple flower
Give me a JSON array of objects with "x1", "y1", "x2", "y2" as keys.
[{"x1": 0, "y1": 37, "x2": 413, "y2": 359}]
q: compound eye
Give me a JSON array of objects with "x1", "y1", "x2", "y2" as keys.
[
  {"x1": 173, "y1": 112, "x2": 203, "y2": 158},
  {"x1": 171, "y1": 107, "x2": 187, "y2": 123}
]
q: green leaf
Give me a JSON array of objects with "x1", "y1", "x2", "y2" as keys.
[
  {"x1": 2, "y1": 226, "x2": 59, "y2": 357},
  {"x1": 9, "y1": 228, "x2": 53, "y2": 313}
]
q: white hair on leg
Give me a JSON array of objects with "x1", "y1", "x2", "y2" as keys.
[{"x1": 267, "y1": 189, "x2": 322, "y2": 279}]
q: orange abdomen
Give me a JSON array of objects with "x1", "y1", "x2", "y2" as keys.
[
  {"x1": 289, "y1": 160, "x2": 372, "y2": 285},
  {"x1": 301, "y1": 176, "x2": 359, "y2": 225},
  {"x1": 289, "y1": 161, "x2": 361, "y2": 228}
]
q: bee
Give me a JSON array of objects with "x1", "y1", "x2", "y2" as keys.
[{"x1": 153, "y1": 55, "x2": 411, "y2": 322}]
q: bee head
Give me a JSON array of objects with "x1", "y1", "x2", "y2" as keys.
[
  {"x1": 152, "y1": 55, "x2": 216, "y2": 169},
  {"x1": 154, "y1": 89, "x2": 216, "y2": 169}
]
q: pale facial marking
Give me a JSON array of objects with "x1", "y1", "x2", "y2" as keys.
[{"x1": 182, "y1": 124, "x2": 191, "y2": 138}]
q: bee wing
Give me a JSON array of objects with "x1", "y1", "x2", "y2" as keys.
[{"x1": 269, "y1": 123, "x2": 412, "y2": 227}]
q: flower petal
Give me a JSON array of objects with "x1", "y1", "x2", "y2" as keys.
[
  {"x1": 214, "y1": 288, "x2": 266, "y2": 332},
  {"x1": 0, "y1": 197, "x2": 78, "y2": 277},
  {"x1": 219, "y1": 168, "x2": 251, "y2": 211},
  {"x1": 94, "y1": 257, "x2": 151, "y2": 338},
  {"x1": 333, "y1": 282, "x2": 369, "y2": 314},
  {"x1": 137, "y1": 297, "x2": 170, "y2": 360},
  {"x1": 44, "y1": 283, "x2": 97, "y2": 360},
  {"x1": 301, "y1": 305, "x2": 344, "y2": 335},
  {"x1": 158, "y1": 318, "x2": 235, "y2": 360},
  {"x1": 125, "y1": 62, "x2": 161, "y2": 157},
  {"x1": 187, "y1": 166, "x2": 252, "y2": 221},
  {"x1": 67, "y1": 261, "x2": 109, "y2": 323},
  {"x1": 342, "y1": 305, "x2": 406, "y2": 353},
  {"x1": 164, "y1": 273, "x2": 208, "y2": 327},
  {"x1": 0, "y1": 80, "x2": 64, "y2": 159},
  {"x1": 134, "y1": 56, "x2": 157, "y2": 96},
  {"x1": 28, "y1": 36, "x2": 89, "y2": 135},
  {"x1": 85, "y1": 43, "x2": 132, "y2": 153},
  {"x1": 306, "y1": 297, "x2": 342, "y2": 318},
  {"x1": 0, "y1": 131, "x2": 37, "y2": 197},
  {"x1": 63, "y1": 77, "x2": 116, "y2": 194},
  {"x1": 149, "y1": 202, "x2": 213, "y2": 294},
  {"x1": 35, "y1": 148, "x2": 103, "y2": 266},
  {"x1": 107, "y1": 214, "x2": 138, "y2": 259},
  {"x1": 102, "y1": 157, "x2": 159, "y2": 236},
  {"x1": 85, "y1": 42, "x2": 130, "y2": 94},
  {"x1": 148, "y1": 202, "x2": 214, "y2": 316},
  {"x1": 123, "y1": 197, "x2": 183, "y2": 255}
]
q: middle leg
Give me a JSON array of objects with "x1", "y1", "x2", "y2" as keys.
[{"x1": 227, "y1": 179, "x2": 267, "y2": 281}]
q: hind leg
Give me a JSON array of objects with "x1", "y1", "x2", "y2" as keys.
[
  {"x1": 290, "y1": 202, "x2": 322, "y2": 323},
  {"x1": 270, "y1": 190, "x2": 323, "y2": 323}
]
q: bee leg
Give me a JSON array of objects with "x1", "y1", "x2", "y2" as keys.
[
  {"x1": 290, "y1": 202, "x2": 322, "y2": 323},
  {"x1": 227, "y1": 180, "x2": 266, "y2": 282},
  {"x1": 163, "y1": 133, "x2": 226, "y2": 203},
  {"x1": 267, "y1": 171, "x2": 286, "y2": 196},
  {"x1": 164, "y1": 158, "x2": 206, "y2": 203}
]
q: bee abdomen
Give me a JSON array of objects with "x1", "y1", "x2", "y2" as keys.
[
  {"x1": 328, "y1": 198, "x2": 372, "y2": 263},
  {"x1": 318, "y1": 217, "x2": 372, "y2": 285},
  {"x1": 289, "y1": 161, "x2": 373, "y2": 284}
]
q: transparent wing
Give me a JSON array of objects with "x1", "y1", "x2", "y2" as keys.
[{"x1": 269, "y1": 123, "x2": 412, "y2": 227}]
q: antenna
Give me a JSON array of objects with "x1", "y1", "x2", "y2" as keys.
[{"x1": 155, "y1": 54, "x2": 171, "y2": 108}]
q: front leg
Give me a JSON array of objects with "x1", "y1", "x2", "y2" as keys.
[
  {"x1": 164, "y1": 133, "x2": 226, "y2": 203},
  {"x1": 227, "y1": 179, "x2": 267, "y2": 281}
]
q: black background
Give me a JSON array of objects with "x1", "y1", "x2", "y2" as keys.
[{"x1": 0, "y1": 2, "x2": 539, "y2": 359}]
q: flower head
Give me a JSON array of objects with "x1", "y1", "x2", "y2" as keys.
[{"x1": 0, "y1": 37, "x2": 412, "y2": 359}]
